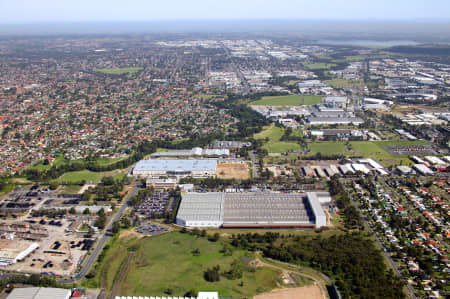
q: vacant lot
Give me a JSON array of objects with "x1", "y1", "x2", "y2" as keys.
[
  {"x1": 217, "y1": 163, "x2": 250, "y2": 180},
  {"x1": 255, "y1": 285, "x2": 323, "y2": 299},
  {"x1": 115, "y1": 232, "x2": 280, "y2": 298},
  {"x1": 94, "y1": 67, "x2": 143, "y2": 75},
  {"x1": 254, "y1": 124, "x2": 284, "y2": 142},
  {"x1": 250, "y1": 95, "x2": 322, "y2": 106}
]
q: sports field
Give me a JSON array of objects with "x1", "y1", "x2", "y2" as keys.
[
  {"x1": 90, "y1": 232, "x2": 281, "y2": 298},
  {"x1": 325, "y1": 79, "x2": 365, "y2": 88},
  {"x1": 264, "y1": 142, "x2": 301, "y2": 153},
  {"x1": 94, "y1": 67, "x2": 143, "y2": 75},
  {"x1": 302, "y1": 63, "x2": 336, "y2": 70},
  {"x1": 250, "y1": 95, "x2": 322, "y2": 106}
]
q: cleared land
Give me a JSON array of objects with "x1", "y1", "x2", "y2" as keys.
[
  {"x1": 94, "y1": 67, "x2": 143, "y2": 75},
  {"x1": 107, "y1": 232, "x2": 281, "y2": 298},
  {"x1": 255, "y1": 286, "x2": 323, "y2": 299},
  {"x1": 250, "y1": 95, "x2": 322, "y2": 106},
  {"x1": 217, "y1": 163, "x2": 250, "y2": 180}
]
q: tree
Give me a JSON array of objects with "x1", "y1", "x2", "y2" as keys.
[
  {"x1": 83, "y1": 208, "x2": 90, "y2": 215},
  {"x1": 184, "y1": 289, "x2": 197, "y2": 297},
  {"x1": 69, "y1": 207, "x2": 76, "y2": 214},
  {"x1": 49, "y1": 182, "x2": 59, "y2": 190},
  {"x1": 112, "y1": 221, "x2": 120, "y2": 234}
]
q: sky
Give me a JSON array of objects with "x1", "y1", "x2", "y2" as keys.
[{"x1": 0, "y1": 0, "x2": 449, "y2": 23}]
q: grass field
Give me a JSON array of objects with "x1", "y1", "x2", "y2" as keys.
[
  {"x1": 28, "y1": 155, "x2": 67, "y2": 171},
  {"x1": 254, "y1": 124, "x2": 284, "y2": 142},
  {"x1": 325, "y1": 79, "x2": 365, "y2": 88},
  {"x1": 306, "y1": 140, "x2": 428, "y2": 166},
  {"x1": 254, "y1": 125, "x2": 302, "y2": 154},
  {"x1": 249, "y1": 95, "x2": 322, "y2": 106},
  {"x1": 94, "y1": 67, "x2": 143, "y2": 75},
  {"x1": 88, "y1": 232, "x2": 281, "y2": 298},
  {"x1": 302, "y1": 62, "x2": 336, "y2": 70},
  {"x1": 53, "y1": 169, "x2": 123, "y2": 184},
  {"x1": 263, "y1": 142, "x2": 301, "y2": 153}
]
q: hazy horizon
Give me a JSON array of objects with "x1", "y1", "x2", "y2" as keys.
[{"x1": 1, "y1": 0, "x2": 449, "y2": 24}]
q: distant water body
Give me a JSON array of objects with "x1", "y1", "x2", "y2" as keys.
[{"x1": 317, "y1": 39, "x2": 420, "y2": 47}]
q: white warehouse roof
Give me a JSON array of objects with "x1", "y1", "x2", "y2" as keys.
[
  {"x1": 7, "y1": 287, "x2": 71, "y2": 299},
  {"x1": 134, "y1": 160, "x2": 217, "y2": 172}
]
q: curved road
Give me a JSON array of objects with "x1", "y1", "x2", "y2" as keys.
[{"x1": 59, "y1": 185, "x2": 138, "y2": 284}]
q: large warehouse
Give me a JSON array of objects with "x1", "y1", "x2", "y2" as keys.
[
  {"x1": 176, "y1": 192, "x2": 327, "y2": 228},
  {"x1": 133, "y1": 159, "x2": 217, "y2": 179}
]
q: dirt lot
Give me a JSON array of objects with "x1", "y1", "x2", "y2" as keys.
[
  {"x1": 254, "y1": 285, "x2": 324, "y2": 299},
  {"x1": 216, "y1": 163, "x2": 249, "y2": 179}
]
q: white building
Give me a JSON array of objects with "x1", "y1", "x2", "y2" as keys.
[
  {"x1": 133, "y1": 160, "x2": 217, "y2": 179},
  {"x1": 7, "y1": 288, "x2": 71, "y2": 299}
]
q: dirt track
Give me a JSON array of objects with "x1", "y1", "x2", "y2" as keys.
[{"x1": 254, "y1": 286, "x2": 323, "y2": 299}]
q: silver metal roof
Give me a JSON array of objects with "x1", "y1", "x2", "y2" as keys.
[
  {"x1": 7, "y1": 287, "x2": 71, "y2": 299},
  {"x1": 134, "y1": 159, "x2": 217, "y2": 172}
]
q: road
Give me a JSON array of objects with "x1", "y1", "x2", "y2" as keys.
[
  {"x1": 249, "y1": 151, "x2": 260, "y2": 178},
  {"x1": 255, "y1": 254, "x2": 329, "y2": 299},
  {"x1": 220, "y1": 42, "x2": 250, "y2": 94},
  {"x1": 342, "y1": 180, "x2": 417, "y2": 299},
  {"x1": 59, "y1": 185, "x2": 139, "y2": 284}
]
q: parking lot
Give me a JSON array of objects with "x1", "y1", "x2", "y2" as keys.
[{"x1": 135, "y1": 223, "x2": 170, "y2": 236}]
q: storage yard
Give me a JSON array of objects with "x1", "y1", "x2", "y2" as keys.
[{"x1": 0, "y1": 186, "x2": 106, "y2": 276}]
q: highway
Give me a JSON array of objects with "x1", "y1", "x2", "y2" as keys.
[
  {"x1": 342, "y1": 180, "x2": 417, "y2": 299},
  {"x1": 59, "y1": 184, "x2": 139, "y2": 284}
]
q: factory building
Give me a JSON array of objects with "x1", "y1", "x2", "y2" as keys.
[
  {"x1": 133, "y1": 159, "x2": 217, "y2": 179},
  {"x1": 151, "y1": 147, "x2": 230, "y2": 158},
  {"x1": 413, "y1": 164, "x2": 434, "y2": 175},
  {"x1": 176, "y1": 192, "x2": 328, "y2": 229},
  {"x1": 115, "y1": 292, "x2": 219, "y2": 299},
  {"x1": 7, "y1": 288, "x2": 72, "y2": 299}
]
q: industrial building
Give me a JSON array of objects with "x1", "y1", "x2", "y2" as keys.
[
  {"x1": 7, "y1": 287, "x2": 71, "y2": 299},
  {"x1": 146, "y1": 178, "x2": 177, "y2": 190},
  {"x1": 115, "y1": 292, "x2": 218, "y2": 299},
  {"x1": 209, "y1": 141, "x2": 251, "y2": 149},
  {"x1": 133, "y1": 159, "x2": 217, "y2": 179},
  {"x1": 176, "y1": 192, "x2": 328, "y2": 229},
  {"x1": 413, "y1": 164, "x2": 434, "y2": 175},
  {"x1": 151, "y1": 147, "x2": 229, "y2": 158}
]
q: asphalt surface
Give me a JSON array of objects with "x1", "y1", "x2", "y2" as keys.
[
  {"x1": 343, "y1": 180, "x2": 417, "y2": 299},
  {"x1": 249, "y1": 151, "x2": 260, "y2": 178},
  {"x1": 59, "y1": 185, "x2": 138, "y2": 284}
]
